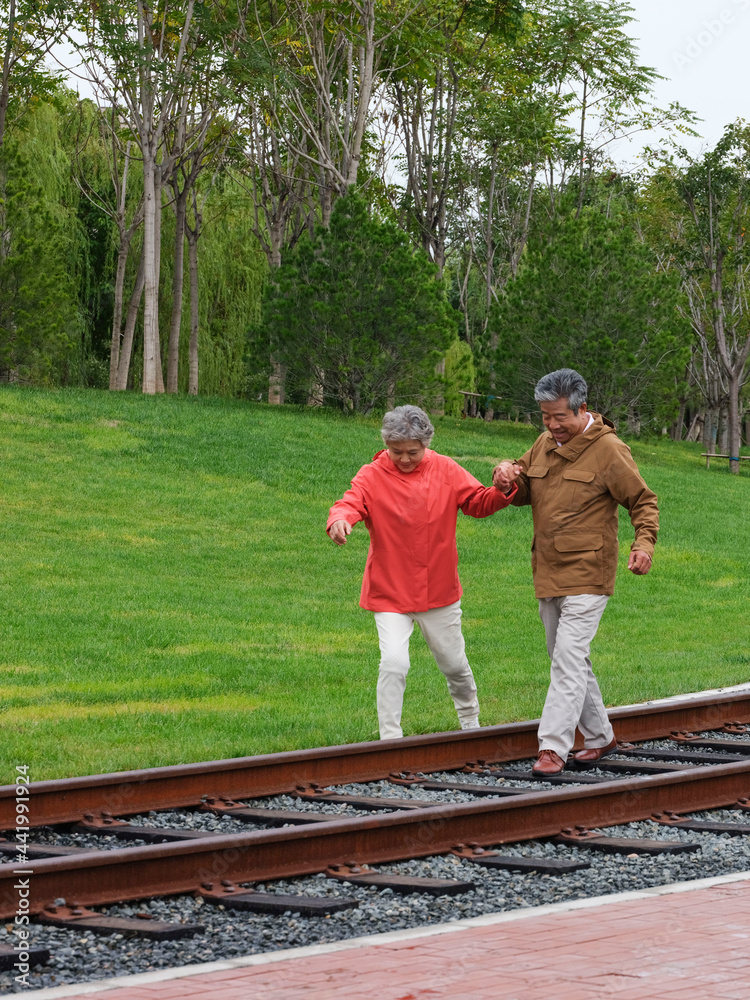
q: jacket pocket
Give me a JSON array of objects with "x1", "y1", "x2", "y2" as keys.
[
  {"x1": 562, "y1": 469, "x2": 595, "y2": 483},
  {"x1": 554, "y1": 533, "x2": 602, "y2": 552},
  {"x1": 561, "y1": 467, "x2": 599, "y2": 508},
  {"x1": 552, "y1": 532, "x2": 603, "y2": 589},
  {"x1": 527, "y1": 466, "x2": 549, "y2": 478}
]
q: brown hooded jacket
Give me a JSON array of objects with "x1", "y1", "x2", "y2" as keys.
[{"x1": 511, "y1": 413, "x2": 659, "y2": 598}]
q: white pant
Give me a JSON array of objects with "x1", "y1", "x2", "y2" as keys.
[
  {"x1": 537, "y1": 594, "x2": 615, "y2": 760},
  {"x1": 373, "y1": 601, "x2": 480, "y2": 739}
]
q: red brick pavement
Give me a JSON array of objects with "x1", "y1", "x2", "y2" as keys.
[{"x1": 14, "y1": 874, "x2": 750, "y2": 1000}]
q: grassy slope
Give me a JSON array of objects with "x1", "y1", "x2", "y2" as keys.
[{"x1": 1, "y1": 387, "x2": 748, "y2": 779}]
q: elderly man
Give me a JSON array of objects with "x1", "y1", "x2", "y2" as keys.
[{"x1": 494, "y1": 369, "x2": 658, "y2": 775}]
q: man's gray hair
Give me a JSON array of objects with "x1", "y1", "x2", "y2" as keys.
[
  {"x1": 534, "y1": 369, "x2": 588, "y2": 414},
  {"x1": 381, "y1": 405, "x2": 435, "y2": 446}
]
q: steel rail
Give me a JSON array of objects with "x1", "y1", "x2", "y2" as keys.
[
  {"x1": 2, "y1": 690, "x2": 749, "y2": 830},
  {"x1": 3, "y1": 759, "x2": 750, "y2": 919}
]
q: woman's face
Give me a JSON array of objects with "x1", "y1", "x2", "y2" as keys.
[{"x1": 385, "y1": 439, "x2": 426, "y2": 474}]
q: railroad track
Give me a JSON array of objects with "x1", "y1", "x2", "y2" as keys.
[{"x1": 2, "y1": 688, "x2": 750, "y2": 943}]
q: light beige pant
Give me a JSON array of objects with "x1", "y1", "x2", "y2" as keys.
[
  {"x1": 373, "y1": 600, "x2": 480, "y2": 739},
  {"x1": 537, "y1": 594, "x2": 615, "y2": 760}
]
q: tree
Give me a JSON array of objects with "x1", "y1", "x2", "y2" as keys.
[
  {"x1": 165, "y1": 114, "x2": 235, "y2": 395},
  {"x1": 70, "y1": 0, "x2": 257, "y2": 394},
  {"x1": 244, "y1": 0, "x2": 437, "y2": 405},
  {"x1": 0, "y1": 0, "x2": 70, "y2": 150},
  {"x1": 444, "y1": 334, "x2": 476, "y2": 417},
  {"x1": 166, "y1": 176, "x2": 266, "y2": 397},
  {"x1": 260, "y1": 191, "x2": 455, "y2": 413},
  {"x1": 391, "y1": 0, "x2": 690, "y2": 412},
  {"x1": 69, "y1": 99, "x2": 145, "y2": 389},
  {"x1": 0, "y1": 99, "x2": 78, "y2": 381},
  {"x1": 644, "y1": 123, "x2": 750, "y2": 471},
  {"x1": 490, "y1": 207, "x2": 687, "y2": 427},
  {"x1": 527, "y1": 0, "x2": 695, "y2": 217},
  {"x1": 385, "y1": 0, "x2": 524, "y2": 277},
  {"x1": 70, "y1": 1, "x2": 193, "y2": 392},
  {"x1": 252, "y1": 0, "x2": 422, "y2": 225},
  {"x1": 450, "y1": 77, "x2": 568, "y2": 413}
]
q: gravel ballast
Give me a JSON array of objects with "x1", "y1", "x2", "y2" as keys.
[{"x1": 3, "y1": 737, "x2": 750, "y2": 994}]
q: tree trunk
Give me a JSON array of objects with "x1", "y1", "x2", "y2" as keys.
[
  {"x1": 0, "y1": 0, "x2": 16, "y2": 150},
  {"x1": 141, "y1": 151, "x2": 159, "y2": 394},
  {"x1": 269, "y1": 221, "x2": 283, "y2": 268},
  {"x1": 727, "y1": 374, "x2": 741, "y2": 474},
  {"x1": 386, "y1": 379, "x2": 396, "y2": 410},
  {"x1": 344, "y1": 2, "x2": 375, "y2": 189},
  {"x1": 268, "y1": 230, "x2": 285, "y2": 403},
  {"x1": 626, "y1": 408, "x2": 641, "y2": 435},
  {"x1": 702, "y1": 406, "x2": 718, "y2": 452},
  {"x1": 718, "y1": 400, "x2": 729, "y2": 454},
  {"x1": 187, "y1": 224, "x2": 199, "y2": 396},
  {"x1": 167, "y1": 188, "x2": 187, "y2": 393},
  {"x1": 269, "y1": 361, "x2": 285, "y2": 405},
  {"x1": 576, "y1": 74, "x2": 588, "y2": 218},
  {"x1": 307, "y1": 367, "x2": 324, "y2": 406},
  {"x1": 320, "y1": 176, "x2": 332, "y2": 229},
  {"x1": 686, "y1": 409, "x2": 703, "y2": 442},
  {"x1": 154, "y1": 164, "x2": 165, "y2": 393},
  {"x1": 432, "y1": 357, "x2": 445, "y2": 416},
  {"x1": 115, "y1": 252, "x2": 146, "y2": 391},
  {"x1": 671, "y1": 401, "x2": 686, "y2": 441},
  {"x1": 109, "y1": 240, "x2": 131, "y2": 389}
]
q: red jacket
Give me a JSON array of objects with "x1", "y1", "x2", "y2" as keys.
[{"x1": 327, "y1": 448, "x2": 517, "y2": 613}]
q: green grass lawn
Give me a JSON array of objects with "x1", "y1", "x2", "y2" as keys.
[{"x1": 1, "y1": 386, "x2": 748, "y2": 780}]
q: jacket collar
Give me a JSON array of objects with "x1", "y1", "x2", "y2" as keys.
[{"x1": 542, "y1": 411, "x2": 615, "y2": 461}]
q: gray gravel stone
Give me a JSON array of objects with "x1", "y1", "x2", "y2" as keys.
[{"x1": 3, "y1": 732, "x2": 749, "y2": 993}]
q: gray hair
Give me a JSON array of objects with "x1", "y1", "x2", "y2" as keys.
[
  {"x1": 534, "y1": 369, "x2": 588, "y2": 414},
  {"x1": 381, "y1": 405, "x2": 435, "y2": 446}
]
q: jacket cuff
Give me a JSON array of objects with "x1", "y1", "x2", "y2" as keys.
[
  {"x1": 631, "y1": 542, "x2": 655, "y2": 558},
  {"x1": 497, "y1": 482, "x2": 519, "y2": 500}
]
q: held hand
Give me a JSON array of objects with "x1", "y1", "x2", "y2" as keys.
[
  {"x1": 628, "y1": 550, "x2": 652, "y2": 575},
  {"x1": 492, "y1": 461, "x2": 522, "y2": 493},
  {"x1": 329, "y1": 519, "x2": 352, "y2": 546}
]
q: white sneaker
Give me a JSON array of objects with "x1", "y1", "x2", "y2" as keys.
[{"x1": 460, "y1": 717, "x2": 480, "y2": 730}]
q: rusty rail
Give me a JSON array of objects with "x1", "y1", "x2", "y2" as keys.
[
  {"x1": 2, "y1": 689, "x2": 749, "y2": 830},
  {"x1": 2, "y1": 759, "x2": 750, "y2": 919}
]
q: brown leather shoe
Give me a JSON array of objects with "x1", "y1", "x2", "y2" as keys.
[
  {"x1": 532, "y1": 749, "x2": 565, "y2": 775},
  {"x1": 571, "y1": 737, "x2": 618, "y2": 763}
]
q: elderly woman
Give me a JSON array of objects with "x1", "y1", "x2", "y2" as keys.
[{"x1": 327, "y1": 405, "x2": 517, "y2": 739}]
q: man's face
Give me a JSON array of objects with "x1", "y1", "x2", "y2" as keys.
[{"x1": 540, "y1": 398, "x2": 589, "y2": 444}]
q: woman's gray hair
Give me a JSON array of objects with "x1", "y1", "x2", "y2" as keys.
[
  {"x1": 534, "y1": 368, "x2": 588, "y2": 414},
  {"x1": 381, "y1": 405, "x2": 435, "y2": 446}
]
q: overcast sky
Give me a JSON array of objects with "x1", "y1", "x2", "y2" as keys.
[{"x1": 614, "y1": 0, "x2": 749, "y2": 163}]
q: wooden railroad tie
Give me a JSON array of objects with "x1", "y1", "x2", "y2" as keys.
[
  {"x1": 653, "y1": 810, "x2": 750, "y2": 836},
  {"x1": 0, "y1": 945, "x2": 50, "y2": 972},
  {"x1": 199, "y1": 881, "x2": 358, "y2": 916},
  {"x1": 450, "y1": 844, "x2": 590, "y2": 875},
  {"x1": 37, "y1": 904, "x2": 203, "y2": 940},
  {"x1": 554, "y1": 827, "x2": 699, "y2": 855},
  {"x1": 326, "y1": 864, "x2": 475, "y2": 896}
]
